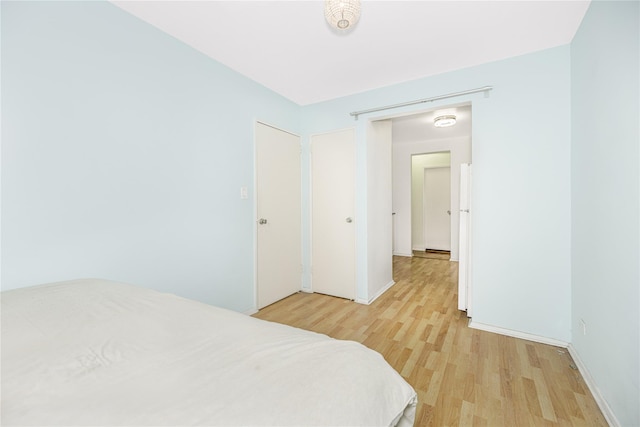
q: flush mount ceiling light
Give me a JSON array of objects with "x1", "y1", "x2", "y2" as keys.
[
  {"x1": 434, "y1": 115, "x2": 457, "y2": 127},
  {"x1": 324, "y1": 0, "x2": 361, "y2": 30}
]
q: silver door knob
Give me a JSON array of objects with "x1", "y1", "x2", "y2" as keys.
[
  {"x1": 259, "y1": 218, "x2": 268, "y2": 225},
  {"x1": 346, "y1": 217, "x2": 353, "y2": 223}
]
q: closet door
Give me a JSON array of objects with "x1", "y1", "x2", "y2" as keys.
[
  {"x1": 256, "y1": 122, "x2": 301, "y2": 309},
  {"x1": 311, "y1": 129, "x2": 356, "y2": 300}
]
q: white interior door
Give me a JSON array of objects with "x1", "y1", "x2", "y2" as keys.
[
  {"x1": 256, "y1": 122, "x2": 301, "y2": 309},
  {"x1": 423, "y1": 167, "x2": 451, "y2": 251},
  {"x1": 311, "y1": 129, "x2": 356, "y2": 300},
  {"x1": 458, "y1": 163, "x2": 472, "y2": 313}
]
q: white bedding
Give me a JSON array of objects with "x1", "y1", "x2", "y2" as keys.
[{"x1": 1, "y1": 279, "x2": 417, "y2": 426}]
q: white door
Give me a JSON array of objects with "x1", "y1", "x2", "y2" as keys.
[
  {"x1": 423, "y1": 167, "x2": 451, "y2": 251},
  {"x1": 256, "y1": 122, "x2": 301, "y2": 309},
  {"x1": 458, "y1": 163, "x2": 472, "y2": 313},
  {"x1": 311, "y1": 129, "x2": 356, "y2": 300}
]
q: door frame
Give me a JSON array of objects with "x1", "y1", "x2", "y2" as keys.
[
  {"x1": 458, "y1": 163, "x2": 473, "y2": 314},
  {"x1": 368, "y1": 101, "x2": 473, "y2": 313},
  {"x1": 408, "y1": 151, "x2": 452, "y2": 253}
]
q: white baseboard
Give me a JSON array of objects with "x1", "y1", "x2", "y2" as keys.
[
  {"x1": 243, "y1": 307, "x2": 258, "y2": 316},
  {"x1": 567, "y1": 344, "x2": 619, "y2": 427},
  {"x1": 355, "y1": 280, "x2": 396, "y2": 305},
  {"x1": 393, "y1": 252, "x2": 413, "y2": 257},
  {"x1": 468, "y1": 321, "x2": 570, "y2": 348}
]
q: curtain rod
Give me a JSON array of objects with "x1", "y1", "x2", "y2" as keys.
[{"x1": 349, "y1": 86, "x2": 493, "y2": 120}]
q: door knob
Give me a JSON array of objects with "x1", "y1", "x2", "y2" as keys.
[
  {"x1": 346, "y1": 217, "x2": 353, "y2": 223},
  {"x1": 447, "y1": 210, "x2": 451, "y2": 215},
  {"x1": 259, "y1": 218, "x2": 268, "y2": 225}
]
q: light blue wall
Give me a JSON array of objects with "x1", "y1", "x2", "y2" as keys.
[
  {"x1": 3, "y1": 1, "x2": 574, "y2": 342},
  {"x1": 571, "y1": 1, "x2": 640, "y2": 425},
  {"x1": 1, "y1": 1, "x2": 300, "y2": 313},
  {"x1": 301, "y1": 46, "x2": 573, "y2": 342},
  {"x1": 3, "y1": 1, "x2": 637, "y2": 423}
]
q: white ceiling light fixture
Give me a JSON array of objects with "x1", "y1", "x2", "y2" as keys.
[
  {"x1": 434, "y1": 115, "x2": 457, "y2": 128},
  {"x1": 324, "y1": 0, "x2": 361, "y2": 31}
]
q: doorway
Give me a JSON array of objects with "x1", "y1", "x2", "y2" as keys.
[
  {"x1": 391, "y1": 104, "x2": 471, "y2": 262},
  {"x1": 389, "y1": 104, "x2": 472, "y2": 312},
  {"x1": 410, "y1": 152, "x2": 451, "y2": 256}
]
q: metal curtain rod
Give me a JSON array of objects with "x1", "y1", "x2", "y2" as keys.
[{"x1": 349, "y1": 86, "x2": 493, "y2": 120}]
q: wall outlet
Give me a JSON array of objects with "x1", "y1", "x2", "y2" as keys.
[
  {"x1": 240, "y1": 187, "x2": 248, "y2": 199},
  {"x1": 580, "y1": 318, "x2": 587, "y2": 336}
]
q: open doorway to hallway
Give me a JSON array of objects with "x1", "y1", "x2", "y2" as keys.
[
  {"x1": 411, "y1": 152, "x2": 451, "y2": 259},
  {"x1": 391, "y1": 104, "x2": 471, "y2": 261},
  {"x1": 390, "y1": 103, "x2": 472, "y2": 312}
]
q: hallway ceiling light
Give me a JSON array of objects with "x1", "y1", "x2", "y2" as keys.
[
  {"x1": 434, "y1": 115, "x2": 457, "y2": 127},
  {"x1": 324, "y1": 0, "x2": 361, "y2": 30}
]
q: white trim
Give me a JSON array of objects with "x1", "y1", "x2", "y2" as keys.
[
  {"x1": 393, "y1": 252, "x2": 413, "y2": 257},
  {"x1": 412, "y1": 245, "x2": 424, "y2": 251},
  {"x1": 305, "y1": 133, "x2": 313, "y2": 296},
  {"x1": 356, "y1": 280, "x2": 396, "y2": 305},
  {"x1": 468, "y1": 321, "x2": 570, "y2": 348},
  {"x1": 567, "y1": 344, "x2": 620, "y2": 427},
  {"x1": 252, "y1": 120, "x2": 259, "y2": 312},
  {"x1": 243, "y1": 307, "x2": 258, "y2": 316}
]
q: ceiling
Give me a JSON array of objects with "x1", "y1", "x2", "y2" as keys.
[
  {"x1": 391, "y1": 104, "x2": 471, "y2": 144},
  {"x1": 111, "y1": 1, "x2": 590, "y2": 106}
]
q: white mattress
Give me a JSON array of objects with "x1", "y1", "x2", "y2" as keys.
[{"x1": 1, "y1": 279, "x2": 417, "y2": 426}]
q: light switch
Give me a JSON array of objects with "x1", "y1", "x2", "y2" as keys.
[{"x1": 240, "y1": 187, "x2": 248, "y2": 199}]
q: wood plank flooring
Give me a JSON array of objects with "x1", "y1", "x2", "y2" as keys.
[{"x1": 254, "y1": 256, "x2": 608, "y2": 426}]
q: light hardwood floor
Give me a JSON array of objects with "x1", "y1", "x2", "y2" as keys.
[{"x1": 254, "y1": 256, "x2": 608, "y2": 426}]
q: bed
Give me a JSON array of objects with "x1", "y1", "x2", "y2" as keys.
[{"x1": 1, "y1": 279, "x2": 417, "y2": 426}]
